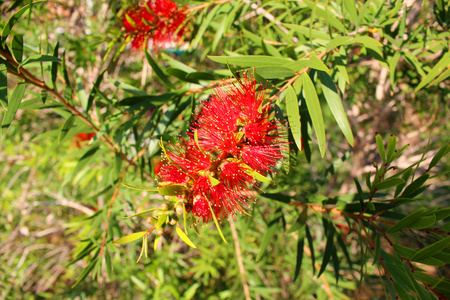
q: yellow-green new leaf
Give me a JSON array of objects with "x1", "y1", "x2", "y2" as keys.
[
  {"x1": 176, "y1": 225, "x2": 197, "y2": 249},
  {"x1": 112, "y1": 231, "x2": 147, "y2": 244},
  {"x1": 121, "y1": 182, "x2": 159, "y2": 192}
]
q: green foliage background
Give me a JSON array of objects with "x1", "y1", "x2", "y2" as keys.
[{"x1": 0, "y1": 0, "x2": 449, "y2": 299}]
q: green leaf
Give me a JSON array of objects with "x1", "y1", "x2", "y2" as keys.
[
  {"x1": 256, "y1": 211, "x2": 282, "y2": 261},
  {"x1": 208, "y1": 55, "x2": 292, "y2": 67},
  {"x1": 145, "y1": 49, "x2": 175, "y2": 90},
  {"x1": 414, "y1": 52, "x2": 450, "y2": 92},
  {"x1": 114, "y1": 152, "x2": 122, "y2": 179},
  {"x1": 1, "y1": 1, "x2": 46, "y2": 46},
  {"x1": 286, "y1": 85, "x2": 302, "y2": 151},
  {"x1": 176, "y1": 225, "x2": 197, "y2": 249},
  {"x1": 325, "y1": 36, "x2": 354, "y2": 51},
  {"x1": 121, "y1": 182, "x2": 159, "y2": 192},
  {"x1": 372, "y1": 231, "x2": 381, "y2": 265},
  {"x1": 429, "y1": 144, "x2": 450, "y2": 171},
  {"x1": 123, "y1": 208, "x2": 159, "y2": 219},
  {"x1": 386, "y1": 208, "x2": 426, "y2": 233},
  {"x1": 108, "y1": 78, "x2": 146, "y2": 96},
  {"x1": 317, "y1": 221, "x2": 335, "y2": 278},
  {"x1": 136, "y1": 236, "x2": 147, "y2": 263},
  {"x1": 11, "y1": 34, "x2": 23, "y2": 63},
  {"x1": 244, "y1": 168, "x2": 272, "y2": 184},
  {"x1": 353, "y1": 36, "x2": 383, "y2": 48},
  {"x1": 411, "y1": 236, "x2": 450, "y2": 262},
  {"x1": 283, "y1": 23, "x2": 331, "y2": 41},
  {"x1": 51, "y1": 41, "x2": 59, "y2": 89},
  {"x1": 59, "y1": 115, "x2": 75, "y2": 143},
  {"x1": 293, "y1": 230, "x2": 305, "y2": 281},
  {"x1": 41, "y1": 90, "x2": 47, "y2": 106},
  {"x1": 344, "y1": 0, "x2": 359, "y2": 27},
  {"x1": 374, "y1": 177, "x2": 405, "y2": 190},
  {"x1": 375, "y1": 134, "x2": 386, "y2": 162},
  {"x1": 409, "y1": 214, "x2": 436, "y2": 230},
  {"x1": 72, "y1": 257, "x2": 98, "y2": 288},
  {"x1": 190, "y1": 4, "x2": 221, "y2": 49},
  {"x1": 86, "y1": 69, "x2": 106, "y2": 113},
  {"x1": 401, "y1": 174, "x2": 430, "y2": 198},
  {"x1": 0, "y1": 64, "x2": 7, "y2": 109},
  {"x1": 318, "y1": 71, "x2": 353, "y2": 146},
  {"x1": 302, "y1": 73, "x2": 326, "y2": 157},
  {"x1": 161, "y1": 52, "x2": 196, "y2": 73},
  {"x1": 393, "y1": 244, "x2": 445, "y2": 266},
  {"x1": 385, "y1": 135, "x2": 397, "y2": 163},
  {"x1": 158, "y1": 184, "x2": 188, "y2": 196},
  {"x1": 18, "y1": 54, "x2": 61, "y2": 68},
  {"x1": 208, "y1": 175, "x2": 220, "y2": 186},
  {"x1": 112, "y1": 231, "x2": 147, "y2": 244},
  {"x1": 206, "y1": 198, "x2": 227, "y2": 244},
  {"x1": 254, "y1": 66, "x2": 296, "y2": 79},
  {"x1": 307, "y1": 56, "x2": 330, "y2": 73},
  {"x1": 2, "y1": 81, "x2": 26, "y2": 135}
]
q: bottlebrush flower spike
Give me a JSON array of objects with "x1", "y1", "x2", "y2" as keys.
[
  {"x1": 121, "y1": 0, "x2": 189, "y2": 50},
  {"x1": 157, "y1": 73, "x2": 286, "y2": 224}
]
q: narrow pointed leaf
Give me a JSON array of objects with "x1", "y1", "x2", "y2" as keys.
[
  {"x1": 18, "y1": 54, "x2": 61, "y2": 68},
  {"x1": 121, "y1": 182, "x2": 159, "y2": 191},
  {"x1": 1, "y1": 1, "x2": 46, "y2": 46},
  {"x1": 318, "y1": 222, "x2": 335, "y2": 278},
  {"x1": 286, "y1": 85, "x2": 302, "y2": 151},
  {"x1": 206, "y1": 198, "x2": 227, "y2": 244},
  {"x1": 411, "y1": 236, "x2": 450, "y2": 262},
  {"x1": 2, "y1": 81, "x2": 26, "y2": 135},
  {"x1": 176, "y1": 225, "x2": 197, "y2": 249},
  {"x1": 112, "y1": 231, "x2": 147, "y2": 244},
  {"x1": 374, "y1": 177, "x2": 405, "y2": 190},
  {"x1": 11, "y1": 34, "x2": 23, "y2": 63},
  {"x1": 0, "y1": 64, "x2": 7, "y2": 109},
  {"x1": 123, "y1": 208, "x2": 158, "y2": 219},
  {"x1": 86, "y1": 69, "x2": 106, "y2": 112},
  {"x1": 429, "y1": 144, "x2": 450, "y2": 171},
  {"x1": 386, "y1": 208, "x2": 426, "y2": 233},
  {"x1": 401, "y1": 174, "x2": 430, "y2": 198},
  {"x1": 256, "y1": 212, "x2": 282, "y2": 261},
  {"x1": 318, "y1": 71, "x2": 353, "y2": 146},
  {"x1": 145, "y1": 49, "x2": 175, "y2": 90},
  {"x1": 158, "y1": 184, "x2": 188, "y2": 196},
  {"x1": 375, "y1": 134, "x2": 386, "y2": 161},
  {"x1": 59, "y1": 115, "x2": 75, "y2": 143},
  {"x1": 51, "y1": 41, "x2": 59, "y2": 89},
  {"x1": 302, "y1": 73, "x2": 326, "y2": 157}
]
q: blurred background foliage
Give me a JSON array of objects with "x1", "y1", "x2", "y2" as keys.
[{"x1": 0, "y1": 0, "x2": 449, "y2": 299}]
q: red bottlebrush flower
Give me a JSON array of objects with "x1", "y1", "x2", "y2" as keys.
[
  {"x1": 157, "y1": 73, "x2": 286, "y2": 224},
  {"x1": 121, "y1": 0, "x2": 189, "y2": 50}
]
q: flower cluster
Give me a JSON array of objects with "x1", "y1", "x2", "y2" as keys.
[
  {"x1": 157, "y1": 74, "x2": 286, "y2": 223},
  {"x1": 121, "y1": 0, "x2": 188, "y2": 50}
]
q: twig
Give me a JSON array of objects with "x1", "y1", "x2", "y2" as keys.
[{"x1": 229, "y1": 218, "x2": 251, "y2": 300}]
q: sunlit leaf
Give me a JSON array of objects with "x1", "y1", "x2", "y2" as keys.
[{"x1": 112, "y1": 231, "x2": 147, "y2": 244}]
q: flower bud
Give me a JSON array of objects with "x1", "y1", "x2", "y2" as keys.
[
  {"x1": 175, "y1": 203, "x2": 184, "y2": 215},
  {"x1": 157, "y1": 228, "x2": 164, "y2": 236},
  {"x1": 161, "y1": 203, "x2": 169, "y2": 211},
  {"x1": 146, "y1": 216, "x2": 154, "y2": 224}
]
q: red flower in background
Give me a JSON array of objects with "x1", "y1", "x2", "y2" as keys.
[
  {"x1": 73, "y1": 133, "x2": 95, "y2": 149},
  {"x1": 122, "y1": 0, "x2": 189, "y2": 50},
  {"x1": 157, "y1": 73, "x2": 286, "y2": 224}
]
